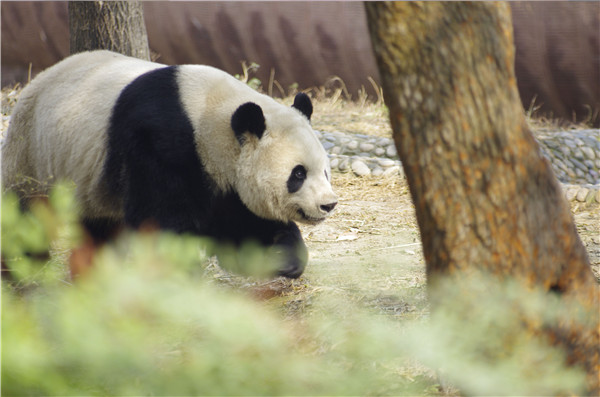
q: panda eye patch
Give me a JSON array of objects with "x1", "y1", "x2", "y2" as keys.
[
  {"x1": 294, "y1": 165, "x2": 307, "y2": 180},
  {"x1": 287, "y1": 165, "x2": 307, "y2": 193}
]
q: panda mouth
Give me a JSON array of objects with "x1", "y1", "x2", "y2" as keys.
[{"x1": 297, "y1": 208, "x2": 325, "y2": 224}]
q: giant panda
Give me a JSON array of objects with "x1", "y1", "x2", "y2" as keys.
[{"x1": 2, "y1": 50, "x2": 337, "y2": 278}]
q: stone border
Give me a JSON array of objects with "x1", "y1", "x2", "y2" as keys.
[{"x1": 316, "y1": 129, "x2": 600, "y2": 204}]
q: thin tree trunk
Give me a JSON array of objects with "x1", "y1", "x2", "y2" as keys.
[
  {"x1": 68, "y1": 1, "x2": 149, "y2": 60},
  {"x1": 365, "y1": 2, "x2": 598, "y2": 394}
]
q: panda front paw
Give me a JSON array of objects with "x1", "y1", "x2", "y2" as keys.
[
  {"x1": 276, "y1": 257, "x2": 306, "y2": 279},
  {"x1": 272, "y1": 241, "x2": 307, "y2": 278},
  {"x1": 272, "y1": 228, "x2": 308, "y2": 279}
]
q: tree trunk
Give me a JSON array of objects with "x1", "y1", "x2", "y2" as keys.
[
  {"x1": 68, "y1": 1, "x2": 149, "y2": 60},
  {"x1": 365, "y1": 2, "x2": 598, "y2": 394}
]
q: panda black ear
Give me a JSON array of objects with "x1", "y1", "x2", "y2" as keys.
[
  {"x1": 231, "y1": 102, "x2": 266, "y2": 144},
  {"x1": 292, "y1": 92, "x2": 312, "y2": 121}
]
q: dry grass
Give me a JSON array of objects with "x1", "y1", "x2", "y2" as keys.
[
  {"x1": 1, "y1": 84, "x2": 21, "y2": 136},
  {"x1": 1, "y1": 84, "x2": 21, "y2": 114},
  {"x1": 332, "y1": 171, "x2": 408, "y2": 201},
  {"x1": 524, "y1": 96, "x2": 595, "y2": 131},
  {"x1": 2, "y1": 74, "x2": 591, "y2": 139},
  {"x1": 306, "y1": 77, "x2": 392, "y2": 138}
]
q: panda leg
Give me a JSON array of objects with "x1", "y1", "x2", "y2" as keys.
[
  {"x1": 272, "y1": 223, "x2": 308, "y2": 279},
  {"x1": 207, "y1": 193, "x2": 309, "y2": 278},
  {"x1": 82, "y1": 218, "x2": 123, "y2": 245},
  {"x1": 67, "y1": 218, "x2": 123, "y2": 278}
]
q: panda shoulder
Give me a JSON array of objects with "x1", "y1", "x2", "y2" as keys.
[
  {"x1": 175, "y1": 64, "x2": 266, "y2": 114},
  {"x1": 175, "y1": 64, "x2": 245, "y2": 90},
  {"x1": 50, "y1": 50, "x2": 132, "y2": 73}
]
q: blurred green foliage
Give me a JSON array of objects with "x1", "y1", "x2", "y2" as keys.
[
  {"x1": 1, "y1": 185, "x2": 427, "y2": 395},
  {"x1": 1, "y1": 185, "x2": 588, "y2": 396},
  {"x1": 401, "y1": 273, "x2": 589, "y2": 396},
  {"x1": 1, "y1": 183, "x2": 80, "y2": 286}
]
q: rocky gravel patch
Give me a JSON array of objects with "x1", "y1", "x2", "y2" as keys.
[{"x1": 315, "y1": 128, "x2": 600, "y2": 204}]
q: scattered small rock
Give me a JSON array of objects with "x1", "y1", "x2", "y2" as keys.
[
  {"x1": 359, "y1": 142, "x2": 375, "y2": 152},
  {"x1": 383, "y1": 166, "x2": 402, "y2": 177},
  {"x1": 576, "y1": 188, "x2": 589, "y2": 202},
  {"x1": 386, "y1": 145, "x2": 397, "y2": 157},
  {"x1": 338, "y1": 158, "x2": 350, "y2": 172},
  {"x1": 352, "y1": 160, "x2": 371, "y2": 177}
]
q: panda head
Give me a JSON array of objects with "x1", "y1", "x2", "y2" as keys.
[{"x1": 231, "y1": 93, "x2": 338, "y2": 225}]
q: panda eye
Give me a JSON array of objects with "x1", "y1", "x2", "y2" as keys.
[
  {"x1": 287, "y1": 165, "x2": 307, "y2": 194},
  {"x1": 293, "y1": 165, "x2": 307, "y2": 180}
]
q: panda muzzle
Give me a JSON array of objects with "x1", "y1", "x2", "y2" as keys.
[{"x1": 298, "y1": 201, "x2": 337, "y2": 223}]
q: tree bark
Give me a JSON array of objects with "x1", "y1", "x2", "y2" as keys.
[
  {"x1": 365, "y1": 2, "x2": 598, "y2": 394},
  {"x1": 68, "y1": 1, "x2": 149, "y2": 60}
]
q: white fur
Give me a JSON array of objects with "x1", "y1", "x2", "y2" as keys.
[
  {"x1": 2, "y1": 51, "x2": 161, "y2": 218},
  {"x1": 2, "y1": 50, "x2": 337, "y2": 224}
]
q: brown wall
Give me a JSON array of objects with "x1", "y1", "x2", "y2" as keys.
[{"x1": 2, "y1": 1, "x2": 598, "y2": 125}]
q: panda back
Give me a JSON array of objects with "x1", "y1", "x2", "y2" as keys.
[{"x1": 2, "y1": 51, "x2": 163, "y2": 218}]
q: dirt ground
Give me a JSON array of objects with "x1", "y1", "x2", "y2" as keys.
[
  {"x1": 297, "y1": 97, "x2": 600, "y2": 306},
  {"x1": 298, "y1": 173, "x2": 429, "y2": 317},
  {"x1": 571, "y1": 203, "x2": 600, "y2": 280},
  {"x1": 305, "y1": 171, "x2": 600, "y2": 276},
  {"x1": 216, "y1": 168, "x2": 598, "y2": 325},
  {"x1": 303, "y1": 170, "x2": 598, "y2": 293}
]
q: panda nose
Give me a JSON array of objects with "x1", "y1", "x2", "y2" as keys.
[{"x1": 320, "y1": 202, "x2": 337, "y2": 213}]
